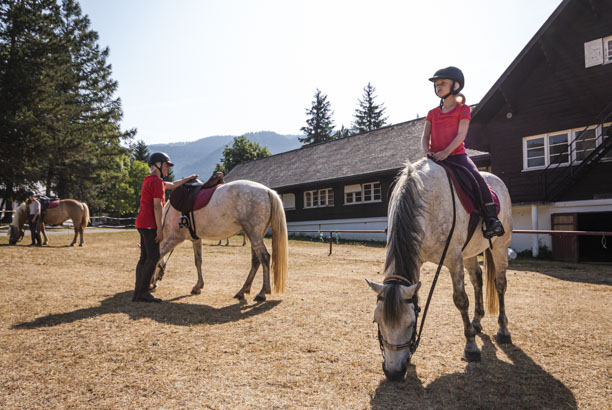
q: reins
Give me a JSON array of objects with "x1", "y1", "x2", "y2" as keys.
[{"x1": 378, "y1": 167, "x2": 456, "y2": 357}]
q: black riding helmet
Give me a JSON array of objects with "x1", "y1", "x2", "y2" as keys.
[
  {"x1": 26, "y1": 190, "x2": 35, "y2": 197},
  {"x1": 429, "y1": 67, "x2": 465, "y2": 107},
  {"x1": 148, "y1": 152, "x2": 174, "y2": 175}
]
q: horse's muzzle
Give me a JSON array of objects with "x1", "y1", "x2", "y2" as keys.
[{"x1": 382, "y1": 361, "x2": 408, "y2": 382}]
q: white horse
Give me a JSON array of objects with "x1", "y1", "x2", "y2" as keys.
[
  {"x1": 367, "y1": 158, "x2": 513, "y2": 381},
  {"x1": 152, "y1": 180, "x2": 288, "y2": 302}
]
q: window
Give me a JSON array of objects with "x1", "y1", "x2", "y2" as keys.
[
  {"x1": 304, "y1": 188, "x2": 333, "y2": 209},
  {"x1": 574, "y1": 127, "x2": 597, "y2": 161},
  {"x1": 344, "y1": 182, "x2": 382, "y2": 204},
  {"x1": 524, "y1": 136, "x2": 545, "y2": 168},
  {"x1": 605, "y1": 36, "x2": 612, "y2": 64},
  {"x1": 601, "y1": 123, "x2": 612, "y2": 160},
  {"x1": 280, "y1": 193, "x2": 295, "y2": 210},
  {"x1": 523, "y1": 124, "x2": 612, "y2": 170}
]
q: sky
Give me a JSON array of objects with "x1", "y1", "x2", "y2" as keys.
[{"x1": 79, "y1": 0, "x2": 563, "y2": 145}]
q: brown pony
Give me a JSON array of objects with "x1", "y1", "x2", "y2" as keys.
[{"x1": 8, "y1": 199, "x2": 90, "y2": 246}]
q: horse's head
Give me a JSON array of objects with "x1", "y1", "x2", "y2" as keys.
[
  {"x1": 8, "y1": 224, "x2": 24, "y2": 245},
  {"x1": 367, "y1": 277, "x2": 421, "y2": 382}
]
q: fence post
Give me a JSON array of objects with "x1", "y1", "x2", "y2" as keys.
[{"x1": 329, "y1": 231, "x2": 333, "y2": 256}]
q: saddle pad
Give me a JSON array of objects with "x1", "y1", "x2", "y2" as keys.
[
  {"x1": 439, "y1": 162, "x2": 500, "y2": 215},
  {"x1": 47, "y1": 200, "x2": 60, "y2": 209},
  {"x1": 193, "y1": 185, "x2": 222, "y2": 210}
]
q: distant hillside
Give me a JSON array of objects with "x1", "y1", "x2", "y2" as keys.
[{"x1": 149, "y1": 131, "x2": 302, "y2": 179}]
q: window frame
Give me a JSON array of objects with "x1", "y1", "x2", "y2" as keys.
[
  {"x1": 280, "y1": 193, "x2": 296, "y2": 210},
  {"x1": 604, "y1": 35, "x2": 612, "y2": 64},
  {"x1": 344, "y1": 182, "x2": 382, "y2": 205},
  {"x1": 303, "y1": 188, "x2": 334, "y2": 209}
]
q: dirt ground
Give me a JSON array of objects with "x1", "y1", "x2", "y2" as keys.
[{"x1": 0, "y1": 230, "x2": 610, "y2": 409}]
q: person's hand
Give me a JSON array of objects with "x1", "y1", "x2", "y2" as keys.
[
  {"x1": 188, "y1": 174, "x2": 198, "y2": 180},
  {"x1": 155, "y1": 227, "x2": 163, "y2": 243},
  {"x1": 432, "y1": 149, "x2": 450, "y2": 162}
]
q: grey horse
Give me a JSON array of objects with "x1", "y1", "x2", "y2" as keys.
[
  {"x1": 152, "y1": 180, "x2": 288, "y2": 302},
  {"x1": 367, "y1": 158, "x2": 513, "y2": 381}
]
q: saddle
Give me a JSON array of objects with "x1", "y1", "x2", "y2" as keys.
[
  {"x1": 38, "y1": 196, "x2": 60, "y2": 221},
  {"x1": 169, "y1": 172, "x2": 225, "y2": 239},
  {"x1": 436, "y1": 160, "x2": 500, "y2": 249}
]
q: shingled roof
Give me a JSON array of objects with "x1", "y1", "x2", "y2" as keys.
[{"x1": 226, "y1": 118, "x2": 488, "y2": 189}]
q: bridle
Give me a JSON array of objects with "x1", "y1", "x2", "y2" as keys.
[{"x1": 377, "y1": 167, "x2": 456, "y2": 359}]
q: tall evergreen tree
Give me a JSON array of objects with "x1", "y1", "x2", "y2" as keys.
[
  {"x1": 215, "y1": 136, "x2": 271, "y2": 174},
  {"x1": 351, "y1": 82, "x2": 388, "y2": 134},
  {"x1": 333, "y1": 125, "x2": 351, "y2": 139},
  {"x1": 131, "y1": 140, "x2": 150, "y2": 162},
  {"x1": 299, "y1": 89, "x2": 335, "y2": 145},
  {"x1": 0, "y1": 0, "x2": 134, "y2": 212}
]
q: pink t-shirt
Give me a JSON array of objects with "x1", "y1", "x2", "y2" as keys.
[{"x1": 425, "y1": 104, "x2": 471, "y2": 156}]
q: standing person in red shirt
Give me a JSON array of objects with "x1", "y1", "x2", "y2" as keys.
[
  {"x1": 133, "y1": 152, "x2": 197, "y2": 303},
  {"x1": 421, "y1": 66, "x2": 504, "y2": 239}
]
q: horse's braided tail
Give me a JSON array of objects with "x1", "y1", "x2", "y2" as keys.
[
  {"x1": 268, "y1": 190, "x2": 288, "y2": 293},
  {"x1": 484, "y1": 248, "x2": 499, "y2": 314}
]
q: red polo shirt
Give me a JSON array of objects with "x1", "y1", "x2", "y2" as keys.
[
  {"x1": 135, "y1": 175, "x2": 165, "y2": 229},
  {"x1": 425, "y1": 104, "x2": 471, "y2": 156}
]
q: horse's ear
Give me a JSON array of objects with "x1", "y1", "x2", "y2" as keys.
[
  {"x1": 365, "y1": 278, "x2": 384, "y2": 294},
  {"x1": 402, "y1": 281, "x2": 421, "y2": 298}
]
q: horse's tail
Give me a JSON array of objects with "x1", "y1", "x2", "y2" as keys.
[
  {"x1": 81, "y1": 202, "x2": 90, "y2": 230},
  {"x1": 268, "y1": 190, "x2": 288, "y2": 293},
  {"x1": 484, "y1": 248, "x2": 499, "y2": 314}
]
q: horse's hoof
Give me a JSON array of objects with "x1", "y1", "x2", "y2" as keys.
[
  {"x1": 472, "y1": 321, "x2": 483, "y2": 333},
  {"x1": 79, "y1": 244, "x2": 83, "y2": 247},
  {"x1": 191, "y1": 288, "x2": 201, "y2": 295},
  {"x1": 496, "y1": 332, "x2": 512, "y2": 345},
  {"x1": 462, "y1": 349, "x2": 481, "y2": 362},
  {"x1": 234, "y1": 293, "x2": 245, "y2": 301},
  {"x1": 70, "y1": 243, "x2": 75, "y2": 247},
  {"x1": 254, "y1": 294, "x2": 266, "y2": 302}
]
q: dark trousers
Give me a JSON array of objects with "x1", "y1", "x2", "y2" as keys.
[
  {"x1": 445, "y1": 154, "x2": 494, "y2": 207},
  {"x1": 134, "y1": 228, "x2": 160, "y2": 299},
  {"x1": 29, "y1": 215, "x2": 41, "y2": 245}
]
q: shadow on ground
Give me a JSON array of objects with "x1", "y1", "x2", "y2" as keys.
[
  {"x1": 509, "y1": 259, "x2": 611, "y2": 285},
  {"x1": 12, "y1": 291, "x2": 281, "y2": 329},
  {"x1": 370, "y1": 333, "x2": 576, "y2": 409}
]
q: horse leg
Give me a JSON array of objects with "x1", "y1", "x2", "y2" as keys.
[
  {"x1": 150, "y1": 235, "x2": 183, "y2": 291},
  {"x1": 465, "y1": 256, "x2": 485, "y2": 333},
  {"x1": 491, "y1": 247, "x2": 512, "y2": 344},
  {"x1": 70, "y1": 226, "x2": 78, "y2": 246},
  {"x1": 40, "y1": 223, "x2": 48, "y2": 245},
  {"x1": 234, "y1": 248, "x2": 261, "y2": 301},
  {"x1": 78, "y1": 225, "x2": 84, "y2": 247},
  {"x1": 253, "y1": 240, "x2": 271, "y2": 302},
  {"x1": 191, "y1": 240, "x2": 204, "y2": 295},
  {"x1": 449, "y1": 260, "x2": 481, "y2": 362}
]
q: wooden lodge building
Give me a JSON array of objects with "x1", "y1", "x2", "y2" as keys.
[
  {"x1": 226, "y1": 120, "x2": 488, "y2": 242},
  {"x1": 467, "y1": 0, "x2": 612, "y2": 262},
  {"x1": 227, "y1": 0, "x2": 612, "y2": 262}
]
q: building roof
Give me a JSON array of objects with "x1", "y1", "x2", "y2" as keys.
[{"x1": 226, "y1": 118, "x2": 488, "y2": 190}]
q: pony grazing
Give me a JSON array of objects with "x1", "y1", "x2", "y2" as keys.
[
  {"x1": 367, "y1": 158, "x2": 513, "y2": 381},
  {"x1": 8, "y1": 199, "x2": 90, "y2": 247},
  {"x1": 151, "y1": 180, "x2": 288, "y2": 302}
]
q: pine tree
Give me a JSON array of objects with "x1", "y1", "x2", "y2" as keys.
[
  {"x1": 351, "y1": 83, "x2": 388, "y2": 134},
  {"x1": 333, "y1": 125, "x2": 351, "y2": 139},
  {"x1": 216, "y1": 136, "x2": 271, "y2": 174},
  {"x1": 131, "y1": 140, "x2": 150, "y2": 162},
  {"x1": 299, "y1": 89, "x2": 335, "y2": 145}
]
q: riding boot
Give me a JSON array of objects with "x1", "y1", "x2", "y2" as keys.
[
  {"x1": 133, "y1": 260, "x2": 162, "y2": 303},
  {"x1": 482, "y1": 202, "x2": 505, "y2": 239}
]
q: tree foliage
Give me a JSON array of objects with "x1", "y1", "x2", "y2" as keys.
[
  {"x1": 299, "y1": 89, "x2": 335, "y2": 145},
  {"x1": 131, "y1": 140, "x2": 150, "y2": 162},
  {"x1": 351, "y1": 82, "x2": 388, "y2": 134},
  {"x1": 215, "y1": 136, "x2": 271, "y2": 174},
  {"x1": 0, "y1": 0, "x2": 134, "y2": 213}
]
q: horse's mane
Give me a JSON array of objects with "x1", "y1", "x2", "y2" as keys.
[{"x1": 383, "y1": 160, "x2": 426, "y2": 285}]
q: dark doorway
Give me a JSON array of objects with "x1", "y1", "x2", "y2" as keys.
[{"x1": 577, "y1": 211, "x2": 612, "y2": 263}]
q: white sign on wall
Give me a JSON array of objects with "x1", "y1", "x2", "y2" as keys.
[{"x1": 584, "y1": 38, "x2": 603, "y2": 68}]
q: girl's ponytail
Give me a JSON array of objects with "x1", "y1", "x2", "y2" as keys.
[{"x1": 456, "y1": 93, "x2": 466, "y2": 105}]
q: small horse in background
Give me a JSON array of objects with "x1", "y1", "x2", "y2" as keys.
[
  {"x1": 367, "y1": 158, "x2": 513, "y2": 381},
  {"x1": 152, "y1": 180, "x2": 288, "y2": 302},
  {"x1": 8, "y1": 199, "x2": 90, "y2": 246}
]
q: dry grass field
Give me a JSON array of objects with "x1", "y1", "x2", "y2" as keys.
[{"x1": 0, "y1": 229, "x2": 610, "y2": 409}]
